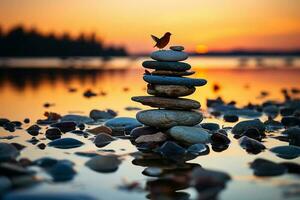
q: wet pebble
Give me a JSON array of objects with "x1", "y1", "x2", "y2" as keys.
[
  {"x1": 60, "y1": 114, "x2": 94, "y2": 124},
  {"x1": 142, "y1": 167, "x2": 163, "y2": 177},
  {"x1": 3, "y1": 122, "x2": 15, "y2": 132},
  {"x1": 0, "y1": 118, "x2": 10, "y2": 126},
  {"x1": 93, "y1": 133, "x2": 115, "y2": 147},
  {"x1": 50, "y1": 122, "x2": 76, "y2": 132},
  {"x1": 280, "y1": 107, "x2": 295, "y2": 116},
  {"x1": 89, "y1": 109, "x2": 117, "y2": 120},
  {"x1": 168, "y1": 126, "x2": 210, "y2": 144},
  {"x1": 33, "y1": 157, "x2": 58, "y2": 168},
  {"x1": 281, "y1": 116, "x2": 300, "y2": 127},
  {"x1": 48, "y1": 138, "x2": 84, "y2": 149},
  {"x1": 264, "y1": 119, "x2": 284, "y2": 132},
  {"x1": 0, "y1": 143, "x2": 20, "y2": 162},
  {"x1": 192, "y1": 167, "x2": 231, "y2": 196},
  {"x1": 232, "y1": 119, "x2": 265, "y2": 136},
  {"x1": 269, "y1": 145, "x2": 300, "y2": 159},
  {"x1": 26, "y1": 125, "x2": 41, "y2": 136},
  {"x1": 135, "y1": 132, "x2": 167, "y2": 144},
  {"x1": 26, "y1": 137, "x2": 39, "y2": 145},
  {"x1": 223, "y1": 114, "x2": 239, "y2": 122},
  {"x1": 85, "y1": 155, "x2": 121, "y2": 173},
  {"x1": 104, "y1": 117, "x2": 142, "y2": 135},
  {"x1": 200, "y1": 123, "x2": 220, "y2": 131},
  {"x1": 2, "y1": 191, "x2": 97, "y2": 200},
  {"x1": 37, "y1": 143, "x2": 46, "y2": 150},
  {"x1": 45, "y1": 128, "x2": 62, "y2": 140},
  {"x1": 158, "y1": 141, "x2": 186, "y2": 160},
  {"x1": 211, "y1": 131, "x2": 230, "y2": 146},
  {"x1": 250, "y1": 158, "x2": 287, "y2": 176},
  {"x1": 187, "y1": 143, "x2": 209, "y2": 156},
  {"x1": 0, "y1": 176, "x2": 11, "y2": 194},
  {"x1": 83, "y1": 89, "x2": 97, "y2": 98},
  {"x1": 23, "y1": 118, "x2": 30, "y2": 124},
  {"x1": 10, "y1": 143, "x2": 26, "y2": 151},
  {"x1": 77, "y1": 123, "x2": 85, "y2": 130},
  {"x1": 241, "y1": 128, "x2": 263, "y2": 140},
  {"x1": 87, "y1": 125, "x2": 112, "y2": 135},
  {"x1": 130, "y1": 126, "x2": 159, "y2": 139},
  {"x1": 280, "y1": 162, "x2": 300, "y2": 174},
  {"x1": 263, "y1": 105, "x2": 279, "y2": 118},
  {"x1": 0, "y1": 162, "x2": 34, "y2": 177},
  {"x1": 239, "y1": 136, "x2": 266, "y2": 154},
  {"x1": 47, "y1": 161, "x2": 76, "y2": 182}
]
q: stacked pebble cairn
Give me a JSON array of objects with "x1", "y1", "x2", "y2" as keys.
[{"x1": 131, "y1": 46, "x2": 212, "y2": 158}]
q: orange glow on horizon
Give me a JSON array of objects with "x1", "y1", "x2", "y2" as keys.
[
  {"x1": 195, "y1": 45, "x2": 209, "y2": 54},
  {"x1": 0, "y1": 0, "x2": 300, "y2": 53}
]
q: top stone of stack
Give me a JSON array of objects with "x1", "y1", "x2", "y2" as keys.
[{"x1": 150, "y1": 48, "x2": 188, "y2": 62}]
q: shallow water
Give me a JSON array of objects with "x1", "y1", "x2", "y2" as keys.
[{"x1": 0, "y1": 57, "x2": 300, "y2": 200}]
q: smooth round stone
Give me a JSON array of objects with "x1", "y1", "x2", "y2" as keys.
[
  {"x1": 93, "y1": 133, "x2": 115, "y2": 147},
  {"x1": 158, "y1": 141, "x2": 186, "y2": 159},
  {"x1": 187, "y1": 143, "x2": 209, "y2": 156},
  {"x1": 250, "y1": 158, "x2": 287, "y2": 176},
  {"x1": 142, "y1": 167, "x2": 163, "y2": 177},
  {"x1": 224, "y1": 109, "x2": 262, "y2": 118},
  {"x1": 264, "y1": 119, "x2": 284, "y2": 132},
  {"x1": 191, "y1": 167, "x2": 231, "y2": 190},
  {"x1": 50, "y1": 122, "x2": 76, "y2": 133},
  {"x1": 135, "y1": 132, "x2": 167, "y2": 144},
  {"x1": 87, "y1": 125, "x2": 112, "y2": 135},
  {"x1": 132, "y1": 96, "x2": 200, "y2": 110},
  {"x1": 200, "y1": 123, "x2": 220, "y2": 131},
  {"x1": 60, "y1": 115, "x2": 94, "y2": 124},
  {"x1": 85, "y1": 155, "x2": 121, "y2": 173},
  {"x1": 148, "y1": 84, "x2": 195, "y2": 97},
  {"x1": 47, "y1": 162, "x2": 76, "y2": 182},
  {"x1": 232, "y1": 119, "x2": 265, "y2": 135},
  {"x1": 282, "y1": 127, "x2": 300, "y2": 137},
  {"x1": 104, "y1": 117, "x2": 142, "y2": 134},
  {"x1": 151, "y1": 70, "x2": 195, "y2": 77},
  {"x1": 211, "y1": 131, "x2": 230, "y2": 146},
  {"x1": 0, "y1": 143, "x2": 19, "y2": 162},
  {"x1": 239, "y1": 136, "x2": 266, "y2": 154},
  {"x1": 143, "y1": 75, "x2": 207, "y2": 87},
  {"x1": 281, "y1": 116, "x2": 300, "y2": 127},
  {"x1": 269, "y1": 145, "x2": 300, "y2": 159},
  {"x1": 142, "y1": 61, "x2": 191, "y2": 71},
  {"x1": 136, "y1": 109, "x2": 203, "y2": 128},
  {"x1": 223, "y1": 114, "x2": 239, "y2": 122},
  {"x1": 263, "y1": 105, "x2": 279, "y2": 118},
  {"x1": 130, "y1": 126, "x2": 159, "y2": 139},
  {"x1": 26, "y1": 125, "x2": 41, "y2": 136},
  {"x1": 150, "y1": 50, "x2": 188, "y2": 62},
  {"x1": 282, "y1": 127, "x2": 300, "y2": 146},
  {"x1": 0, "y1": 176, "x2": 11, "y2": 193},
  {"x1": 89, "y1": 109, "x2": 116, "y2": 120},
  {"x1": 33, "y1": 157, "x2": 58, "y2": 168},
  {"x1": 168, "y1": 126, "x2": 210, "y2": 144},
  {"x1": 3, "y1": 192, "x2": 97, "y2": 200},
  {"x1": 48, "y1": 138, "x2": 84, "y2": 149},
  {"x1": 45, "y1": 128, "x2": 62, "y2": 140},
  {"x1": 170, "y1": 46, "x2": 184, "y2": 51}
]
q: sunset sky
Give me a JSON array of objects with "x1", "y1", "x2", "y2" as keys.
[{"x1": 0, "y1": 0, "x2": 300, "y2": 53}]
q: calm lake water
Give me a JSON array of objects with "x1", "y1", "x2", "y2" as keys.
[{"x1": 0, "y1": 56, "x2": 300, "y2": 200}]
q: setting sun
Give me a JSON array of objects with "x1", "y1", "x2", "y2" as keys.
[{"x1": 195, "y1": 44, "x2": 209, "y2": 54}]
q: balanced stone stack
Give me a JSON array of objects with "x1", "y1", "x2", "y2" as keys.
[{"x1": 132, "y1": 46, "x2": 207, "y2": 130}]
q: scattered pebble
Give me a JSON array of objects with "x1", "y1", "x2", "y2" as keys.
[{"x1": 250, "y1": 158, "x2": 287, "y2": 176}]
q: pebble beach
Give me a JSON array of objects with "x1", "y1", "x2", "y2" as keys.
[{"x1": 0, "y1": 54, "x2": 300, "y2": 200}]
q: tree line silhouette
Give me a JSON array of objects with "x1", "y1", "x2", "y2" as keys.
[{"x1": 0, "y1": 25, "x2": 127, "y2": 57}]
